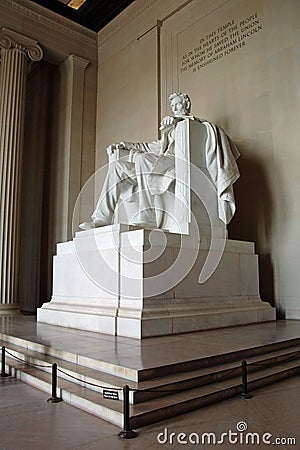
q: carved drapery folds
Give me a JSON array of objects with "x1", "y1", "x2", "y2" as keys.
[{"x1": 0, "y1": 28, "x2": 43, "y2": 312}]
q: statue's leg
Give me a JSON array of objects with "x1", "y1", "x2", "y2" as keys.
[
  {"x1": 91, "y1": 160, "x2": 137, "y2": 225},
  {"x1": 133, "y1": 153, "x2": 157, "y2": 226}
]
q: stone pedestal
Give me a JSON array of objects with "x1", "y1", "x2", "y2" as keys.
[
  {"x1": 37, "y1": 225, "x2": 276, "y2": 338},
  {"x1": 0, "y1": 28, "x2": 43, "y2": 313},
  {"x1": 38, "y1": 225, "x2": 125, "y2": 335}
]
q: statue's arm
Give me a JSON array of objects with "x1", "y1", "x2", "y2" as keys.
[
  {"x1": 106, "y1": 115, "x2": 178, "y2": 157},
  {"x1": 120, "y1": 140, "x2": 162, "y2": 155}
]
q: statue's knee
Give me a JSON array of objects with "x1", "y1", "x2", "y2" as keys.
[
  {"x1": 133, "y1": 153, "x2": 143, "y2": 163},
  {"x1": 134, "y1": 153, "x2": 152, "y2": 171},
  {"x1": 114, "y1": 160, "x2": 129, "y2": 173}
]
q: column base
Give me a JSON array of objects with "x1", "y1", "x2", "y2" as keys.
[{"x1": 0, "y1": 304, "x2": 20, "y2": 316}]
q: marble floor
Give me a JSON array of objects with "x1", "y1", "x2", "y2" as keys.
[
  {"x1": 1, "y1": 317, "x2": 300, "y2": 449},
  {"x1": 1, "y1": 371, "x2": 299, "y2": 449}
]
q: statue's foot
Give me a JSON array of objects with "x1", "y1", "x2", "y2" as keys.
[
  {"x1": 131, "y1": 217, "x2": 157, "y2": 229},
  {"x1": 79, "y1": 219, "x2": 110, "y2": 230},
  {"x1": 93, "y1": 219, "x2": 111, "y2": 227},
  {"x1": 79, "y1": 221, "x2": 94, "y2": 230},
  {"x1": 131, "y1": 221, "x2": 156, "y2": 229},
  {"x1": 131, "y1": 211, "x2": 157, "y2": 229}
]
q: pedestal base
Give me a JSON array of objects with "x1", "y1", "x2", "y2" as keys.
[{"x1": 37, "y1": 225, "x2": 276, "y2": 338}]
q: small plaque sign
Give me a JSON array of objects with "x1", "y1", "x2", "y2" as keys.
[{"x1": 103, "y1": 389, "x2": 119, "y2": 400}]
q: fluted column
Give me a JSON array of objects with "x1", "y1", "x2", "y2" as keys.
[{"x1": 0, "y1": 28, "x2": 43, "y2": 313}]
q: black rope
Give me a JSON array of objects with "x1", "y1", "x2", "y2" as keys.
[
  {"x1": 251, "y1": 351, "x2": 300, "y2": 368},
  {"x1": 4, "y1": 349, "x2": 52, "y2": 368},
  {"x1": 57, "y1": 367, "x2": 123, "y2": 391},
  {"x1": 128, "y1": 366, "x2": 241, "y2": 393},
  {"x1": 212, "y1": 366, "x2": 241, "y2": 382},
  {"x1": 4, "y1": 344, "x2": 299, "y2": 397}
]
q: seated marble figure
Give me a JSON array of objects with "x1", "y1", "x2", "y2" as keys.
[{"x1": 79, "y1": 92, "x2": 240, "y2": 231}]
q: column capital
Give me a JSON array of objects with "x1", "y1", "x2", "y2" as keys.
[
  {"x1": 63, "y1": 54, "x2": 89, "y2": 70},
  {"x1": 0, "y1": 28, "x2": 43, "y2": 62}
]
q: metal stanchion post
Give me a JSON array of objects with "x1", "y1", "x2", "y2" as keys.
[
  {"x1": 47, "y1": 363, "x2": 63, "y2": 403},
  {"x1": 118, "y1": 385, "x2": 137, "y2": 439},
  {"x1": 1, "y1": 346, "x2": 9, "y2": 377},
  {"x1": 239, "y1": 360, "x2": 253, "y2": 399}
]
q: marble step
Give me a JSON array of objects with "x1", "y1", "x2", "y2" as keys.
[
  {"x1": 0, "y1": 340, "x2": 133, "y2": 399},
  {"x1": 0, "y1": 332, "x2": 138, "y2": 381},
  {"x1": 2, "y1": 337, "x2": 300, "y2": 406},
  {"x1": 134, "y1": 345, "x2": 300, "y2": 403},
  {"x1": 139, "y1": 337, "x2": 300, "y2": 381},
  {"x1": 4, "y1": 359, "x2": 124, "y2": 426},
  {"x1": 4, "y1": 354, "x2": 300, "y2": 429},
  {"x1": 2, "y1": 337, "x2": 300, "y2": 401},
  {"x1": 130, "y1": 361, "x2": 300, "y2": 428},
  {"x1": 2, "y1": 331, "x2": 300, "y2": 382}
]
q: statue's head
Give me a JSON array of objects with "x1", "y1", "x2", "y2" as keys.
[{"x1": 169, "y1": 92, "x2": 191, "y2": 117}]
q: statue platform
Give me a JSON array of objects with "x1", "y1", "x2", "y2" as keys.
[{"x1": 37, "y1": 224, "x2": 275, "y2": 338}]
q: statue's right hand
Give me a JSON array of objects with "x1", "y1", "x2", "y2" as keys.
[
  {"x1": 160, "y1": 116, "x2": 175, "y2": 130},
  {"x1": 119, "y1": 142, "x2": 133, "y2": 150},
  {"x1": 106, "y1": 144, "x2": 117, "y2": 156}
]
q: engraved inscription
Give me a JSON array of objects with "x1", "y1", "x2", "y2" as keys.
[{"x1": 180, "y1": 13, "x2": 263, "y2": 74}]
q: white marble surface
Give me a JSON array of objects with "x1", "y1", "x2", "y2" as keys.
[
  {"x1": 2, "y1": 367, "x2": 300, "y2": 449},
  {"x1": 4, "y1": 316, "x2": 300, "y2": 373},
  {"x1": 38, "y1": 226, "x2": 275, "y2": 338},
  {"x1": 81, "y1": 93, "x2": 239, "y2": 236},
  {"x1": 1, "y1": 316, "x2": 300, "y2": 449}
]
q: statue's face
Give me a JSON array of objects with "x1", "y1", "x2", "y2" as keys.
[{"x1": 170, "y1": 95, "x2": 188, "y2": 117}]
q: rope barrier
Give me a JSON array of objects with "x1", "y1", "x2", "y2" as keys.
[
  {"x1": 1, "y1": 346, "x2": 9, "y2": 377},
  {"x1": 133, "y1": 366, "x2": 241, "y2": 394},
  {"x1": 2, "y1": 344, "x2": 300, "y2": 439},
  {"x1": 2, "y1": 345, "x2": 300, "y2": 394},
  {"x1": 4, "y1": 349, "x2": 52, "y2": 368},
  {"x1": 57, "y1": 367, "x2": 122, "y2": 391},
  {"x1": 2, "y1": 347, "x2": 123, "y2": 392},
  {"x1": 118, "y1": 385, "x2": 137, "y2": 439},
  {"x1": 239, "y1": 360, "x2": 253, "y2": 399},
  {"x1": 251, "y1": 351, "x2": 300, "y2": 368},
  {"x1": 47, "y1": 363, "x2": 63, "y2": 403}
]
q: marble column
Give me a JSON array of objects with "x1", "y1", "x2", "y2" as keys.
[{"x1": 0, "y1": 28, "x2": 43, "y2": 314}]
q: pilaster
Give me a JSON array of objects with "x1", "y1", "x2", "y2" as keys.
[
  {"x1": 0, "y1": 28, "x2": 43, "y2": 313},
  {"x1": 58, "y1": 54, "x2": 89, "y2": 241}
]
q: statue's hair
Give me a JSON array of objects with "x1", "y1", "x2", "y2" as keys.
[{"x1": 168, "y1": 92, "x2": 191, "y2": 113}]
